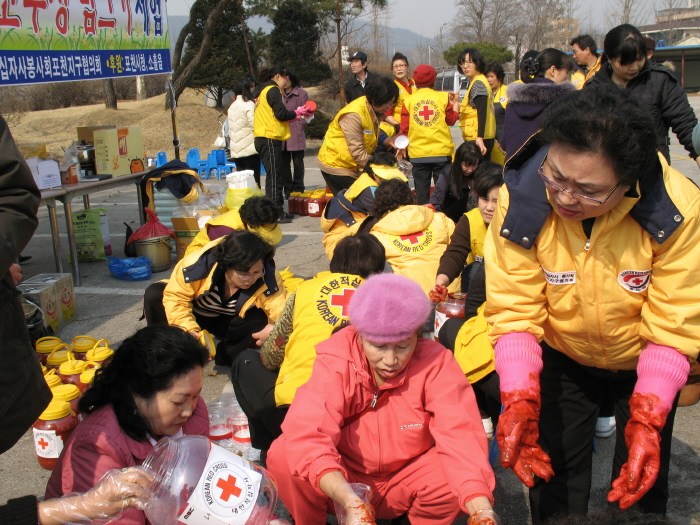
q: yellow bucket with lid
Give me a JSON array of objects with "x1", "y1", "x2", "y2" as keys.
[
  {"x1": 38, "y1": 400, "x2": 72, "y2": 421},
  {"x1": 44, "y1": 369, "x2": 62, "y2": 389},
  {"x1": 51, "y1": 383, "x2": 81, "y2": 403},
  {"x1": 58, "y1": 354, "x2": 86, "y2": 377},
  {"x1": 35, "y1": 337, "x2": 63, "y2": 362},
  {"x1": 79, "y1": 362, "x2": 101, "y2": 387},
  {"x1": 199, "y1": 330, "x2": 216, "y2": 358},
  {"x1": 86, "y1": 339, "x2": 114, "y2": 364},
  {"x1": 71, "y1": 336, "x2": 97, "y2": 359},
  {"x1": 46, "y1": 344, "x2": 74, "y2": 370}
]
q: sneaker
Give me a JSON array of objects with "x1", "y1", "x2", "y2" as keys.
[
  {"x1": 279, "y1": 213, "x2": 293, "y2": 224},
  {"x1": 595, "y1": 416, "x2": 616, "y2": 438},
  {"x1": 482, "y1": 417, "x2": 494, "y2": 439}
]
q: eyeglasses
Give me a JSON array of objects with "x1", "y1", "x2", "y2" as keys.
[
  {"x1": 393, "y1": 63, "x2": 407, "y2": 69},
  {"x1": 538, "y1": 156, "x2": 620, "y2": 205},
  {"x1": 231, "y1": 267, "x2": 265, "y2": 282}
]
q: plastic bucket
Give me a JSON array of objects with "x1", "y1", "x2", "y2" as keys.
[{"x1": 135, "y1": 236, "x2": 173, "y2": 273}]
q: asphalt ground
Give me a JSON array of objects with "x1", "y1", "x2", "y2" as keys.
[{"x1": 2, "y1": 117, "x2": 700, "y2": 524}]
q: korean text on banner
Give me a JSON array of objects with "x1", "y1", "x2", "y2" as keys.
[{"x1": 0, "y1": 0, "x2": 171, "y2": 86}]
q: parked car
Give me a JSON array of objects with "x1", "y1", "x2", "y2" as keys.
[{"x1": 435, "y1": 67, "x2": 468, "y2": 101}]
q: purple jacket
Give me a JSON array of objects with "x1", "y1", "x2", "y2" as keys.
[
  {"x1": 282, "y1": 87, "x2": 309, "y2": 151},
  {"x1": 45, "y1": 399, "x2": 208, "y2": 525}
]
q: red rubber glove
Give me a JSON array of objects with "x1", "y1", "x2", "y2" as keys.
[
  {"x1": 467, "y1": 509, "x2": 502, "y2": 525},
  {"x1": 608, "y1": 392, "x2": 668, "y2": 509},
  {"x1": 497, "y1": 388, "x2": 554, "y2": 487}
]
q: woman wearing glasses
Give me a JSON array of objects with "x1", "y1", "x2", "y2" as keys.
[
  {"x1": 485, "y1": 87, "x2": 699, "y2": 524},
  {"x1": 144, "y1": 230, "x2": 287, "y2": 366}
]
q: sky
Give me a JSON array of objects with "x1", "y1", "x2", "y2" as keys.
[{"x1": 164, "y1": 0, "x2": 653, "y2": 39}]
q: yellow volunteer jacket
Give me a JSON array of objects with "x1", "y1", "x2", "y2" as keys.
[
  {"x1": 571, "y1": 55, "x2": 603, "y2": 90},
  {"x1": 491, "y1": 83, "x2": 509, "y2": 165},
  {"x1": 454, "y1": 303, "x2": 495, "y2": 383},
  {"x1": 320, "y1": 174, "x2": 377, "y2": 259},
  {"x1": 163, "y1": 237, "x2": 287, "y2": 332},
  {"x1": 392, "y1": 78, "x2": 416, "y2": 122},
  {"x1": 485, "y1": 146, "x2": 700, "y2": 370},
  {"x1": 275, "y1": 273, "x2": 364, "y2": 406},
  {"x1": 317, "y1": 97, "x2": 378, "y2": 171},
  {"x1": 254, "y1": 84, "x2": 291, "y2": 141},
  {"x1": 459, "y1": 74, "x2": 496, "y2": 141},
  {"x1": 185, "y1": 210, "x2": 283, "y2": 256},
  {"x1": 465, "y1": 207, "x2": 487, "y2": 265},
  {"x1": 371, "y1": 205, "x2": 457, "y2": 294},
  {"x1": 404, "y1": 88, "x2": 455, "y2": 159}
]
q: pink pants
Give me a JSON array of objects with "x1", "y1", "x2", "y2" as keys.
[{"x1": 267, "y1": 435, "x2": 464, "y2": 524}]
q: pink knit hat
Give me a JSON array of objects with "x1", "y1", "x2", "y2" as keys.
[{"x1": 348, "y1": 274, "x2": 431, "y2": 344}]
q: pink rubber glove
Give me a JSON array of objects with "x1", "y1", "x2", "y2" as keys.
[
  {"x1": 494, "y1": 333, "x2": 554, "y2": 487},
  {"x1": 608, "y1": 343, "x2": 689, "y2": 509},
  {"x1": 295, "y1": 106, "x2": 311, "y2": 118}
]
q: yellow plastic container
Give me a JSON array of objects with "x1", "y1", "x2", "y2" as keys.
[
  {"x1": 46, "y1": 344, "x2": 74, "y2": 371},
  {"x1": 71, "y1": 336, "x2": 97, "y2": 360},
  {"x1": 35, "y1": 337, "x2": 63, "y2": 365},
  {"x1": 85, "y1": 339, "x2": 114, "y2": 366},
  {"x1": 199, "y1": 330, "x2": 216, "y2": 358},
  {"x1": 44, "y1": 369, "x2": 62, "y2": 389}
]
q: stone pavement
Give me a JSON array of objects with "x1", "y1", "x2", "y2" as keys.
[{"x1": 2, "y1": 121, "x2": 700, "y2": 524}]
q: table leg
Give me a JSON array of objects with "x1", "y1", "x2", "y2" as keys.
[
  {"x1": 46, "y1": 199, "x2": 63, "y2": 273},
  {"x1": 63, "y1": 200, "x2": 81, "y2": 287},
  {"x1": 83, "y1": 195, "x2": 90, "y2": 209}
]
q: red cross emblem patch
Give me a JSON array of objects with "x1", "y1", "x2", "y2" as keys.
[{"x1": 618, "y1": 269, "x2": 651, "y2": 293}]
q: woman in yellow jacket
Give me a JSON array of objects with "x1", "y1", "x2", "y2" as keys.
[
  {"x1": 229, "y1": 234, "x2": 386, "y2": 455},
  {"x1": 320, "y1": 151, "x2": 407, "y2": 259},
  {"x1": 143, "y1": 230, "x2": 287, "y2": 366},
  {"x1": 485, "y1": 87, "x2": 700, "y2": 524},
  {"x1": 484, "y1": 62, "x2": 508, "y2": 165},
  {"x1": 361, "y1": 178, "x2": 457, "y2": 295},
  {"x1": 254, "y1": 65, "x2": 310, "y2": 214},
  {"x1": 457, "y1": 48, "x2": 496, "y2": 158}
]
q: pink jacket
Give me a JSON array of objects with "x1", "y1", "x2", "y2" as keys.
[
  {"x1": 280, "y1": 326, "x2": 496, "y2": 509},
  {"x1": 45, "y1": 398, "x2": 208, "y2": 525}
]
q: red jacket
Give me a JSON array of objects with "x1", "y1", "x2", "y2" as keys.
[
  {"x1": 45, "y1": 398, "x2": 208, "y2": 525},
  {"x1": 280, "y1": 326, "x2": 495, "y2": 509}
]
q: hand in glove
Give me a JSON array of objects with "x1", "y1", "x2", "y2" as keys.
[
  {"x1": 608, "y1": 392, "x2": 667, "y2": 509},
  {"x1": 40, "y1": 467, "x2": 153, "y2": 524},
  {"x1": 467, "y1": 509, "x2": 502, "y2": 525},
  {"x1": 497, "y1": 389, "x2": 554, "y2": 487},
  {"x1": 294, "y1": 106, "x2": 311, "y2": 119}
]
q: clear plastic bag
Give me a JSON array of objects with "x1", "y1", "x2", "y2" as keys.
[{"x1": 107, "y1": 256, "x2": 152, "y2": 281}]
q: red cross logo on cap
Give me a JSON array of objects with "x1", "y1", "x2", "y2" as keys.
[
  {"x1": 216, "y1": 474, "x2": 242, "y2": 502},
  {"x1": 330, "y1": 288, "x2": 356, "y2": 317},
  {"x1": 400, "y1": 232, "x2": 424, "y2": 245},
  {"x1": 418, "y1": 105, "x2": 434, "y2": 121},
  {"x1": 38, "y1": 438, "x2": 49, "y2": 450}
]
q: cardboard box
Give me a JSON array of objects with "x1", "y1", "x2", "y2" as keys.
[
  {"x1": 24, "y1": 273, "x2": 76, "y2": 326},
  {"x1": 77, "y1": 126, "x2": 115, "y2": 145},
  {"x1": 18, "y1": 144, "x2": 49, "y2": 160},
  {"x1": 171, "y1": 217, "x2": 201, "y2": 261},
  {"x1": 93, "y1": 127, "x2": 145, "y2": 177},
  {"x1": 17, "y1": 282, "x2": 60, "y2": 334},
  {"x1": 26, "y1": 158, "x2": 62, "y2": 190}
]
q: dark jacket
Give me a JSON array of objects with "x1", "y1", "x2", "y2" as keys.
[
  {"x1": 586, "y1": 60, "x2": 698, "y2": 161},
  {"x1": 0, "y1": 496, "x2": 38, "y2": 525},
  {"x1": 429, "y1": 162, "x2": 476, "y2": 223},
  {"x1": 0, "y1": 115, "x2": 52, "y2": 454},
  {"x1": 502, "y1": 79, "x2": 576, "y2": 161},
  {"x1": 345, "y1": 70, "x2": 375, "y2": 104}
]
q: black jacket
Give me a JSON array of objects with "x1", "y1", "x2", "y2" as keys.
[
  {"x1": 344, "y1": 70, "x2": 375, "y2": 104},
  {"x1": 586, "y1": 61, "x2": 698, "y2": 160},
  {"x1": 0, "y1": 116, "x2": 52, "y2": 454}
]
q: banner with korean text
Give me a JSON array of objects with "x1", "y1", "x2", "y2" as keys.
[{"x1": 0, "y1": 0, "x2": 171, "y2": 85}]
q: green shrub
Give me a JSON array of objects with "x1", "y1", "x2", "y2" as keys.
[{"x1": 305, "y1": 109, "x2": 331, "y2": 140}]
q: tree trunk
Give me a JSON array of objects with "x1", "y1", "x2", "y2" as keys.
[
  {"x1": 104, "y1": 78, "x2": 117, "y2": 109},
  {"x1": 165, "y1": 0, "x2": 232, "y2": 109},
  {"x1": 237, "y1": 0, "x2": 255, "y2": 76},
  {"x1": 136, "y1": 76, "x2": 147, "y2": 100},
  {"x1": 172, "y1": 20, "x2": 193, "y2": 74}
]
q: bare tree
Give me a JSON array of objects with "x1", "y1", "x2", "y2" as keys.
[
  {"x1": 524, "y1": 0, "x2": 565, "y2": 50},
  {"x1": 165, "y1": 0, "x2": 232, "y2": 109},
  {"x1": 452, "y1": 0, "x2": 489, "y2": 43},
  {"x1": 655, "y1": 0, "x2": 685, "y2": 46},
  {"x1": 605, "y1": 0, "x2": 652, "y2": 27}
]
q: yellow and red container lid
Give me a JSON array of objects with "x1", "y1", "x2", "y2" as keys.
[
  {"x1": 86, "y1": 339, "x2": 114, "y2": 362},
  {"x1": 35, "y1": 337, "x2": 63, "y2": 356},
  {"x1": 38, "y1": 400, "x2": 72, "y2": 421},
  {"x1": 79, "y1": 362, "x2": 101, "y2": 385},
  {"x1": 72, "y1": 336, "x2": 98, "y2": 355},
  {"x1": 58, "y1": 354, "x2": 86, "y2": 376},
  {"x1": 46, "y1": 344, "x2": 74, "y2": 368},
  {"x1": 51, "y1": 384, "x2": 80, "y2": 402},
  {"x1": 44, "y1": 369, "x2": 62, "y2": 389}
]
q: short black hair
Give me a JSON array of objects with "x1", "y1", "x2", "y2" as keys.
[
  {"x1": 473, "y1": 161, "x2": 504, "y2": 198},
  {"x1": 372, "y1": 178, "x2": 415, "y2": 219},
  {"x1": 215, "y1": 230, "x2": 275, "y2": 272},
  {"x1": 570, "y1": 34, "x2": 599, "y2": 56},
  {"x1": 262, "y1": 65, "x2": 290, "y2": 81},
  {"x1": 239, "y1": 196, "x2": 282, "y2": 229},
  {"x1": 484, "y1": 62, "x2": 505, "y2": 83},
  {"x1": 233, "y1": 77, "x2": 254, "y2": 102},
  {"x1": 364, "y1": 75, "x2": 400, "y2": 107},
  {"x1": 604, "y1": 24, "x2": 647, "y2": 66},
  {"x1": 364, "y1": 151, "x2": 398, "y2": 177},
  {"x1": 457, "y1": 48, "x2": 485, "y2": 74},
  {"x1": 540, "y1": 86, "x2": 657, "y2": 187},
  {"x1": 330, "y1": 234, "x2": 386, "y2": 278},
  {"x1": 391, "y1": 52, "x2": 409, "y2": 67},
  {"x1": 450, "y1": 141, "x2": 483, "y2": 199},
  {"x1": 79, "y1": 326, "x2": 207, "y2": 441}
]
